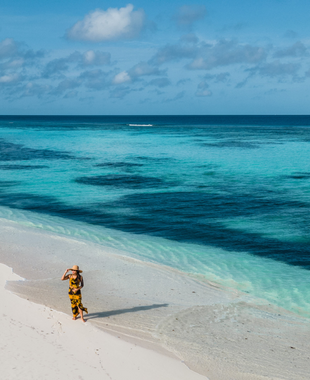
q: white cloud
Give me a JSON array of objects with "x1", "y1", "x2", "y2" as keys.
[
  {"x1": 42, "y1": 50, "x2": 111, "y2": 78},
  {"x1": 83, "y1": 50, "x2": 96, "y2": 64},
  {"x1": 188, "y1": 57, "x2": 204, "y2": 69},
  {"x1": 150, "y1": 44, "x2": 197, "y2": 65},
  {"x1": 274, "y1": 42, "x2": 307, "y2": 58},
  {"x1": 195, "y1": 79, "x2": 212, "y2": 97},
  {"x1": 0, "y1": 58, "x2": 24, "y2": 70},
  {"x1": 0, "y1": 38, "x2": 44, "y2": 64},
  {"x1": 110, "y1": 86, "x2": 132, "y2": 98},
  {"x1": 196, "y1": 89, "x2": 212, "y2": 97},
  {"x1": 165, "y1": 91, "x2": 185, "y2": 102},
  {"x1": 0, "y1": 38, "x2": 18, "y2": 59},
  {"x1": 148, "y1": 78, "x2": 171, "y2": 87},
  {"x1": 82, "y1": 50, "x2": 111, "y2": 66},
  {"x1": 51, "y1": 79, "x2": 81, "y2": 95},
  {"x1": 79, "y1": 69, "x2": 112, "y2": 90},
  {"x1": 113, "y1": 71, "x2": 131, "y2": 84},
  {"x1": 174, "y1": 5, "x2": 207, "y2": 28},
  {"x1": 66, "y1": 4, "x2": 146, "y2": 42},
  {"x1": 255, "y1": 61, "x2": 300, "y2": 77},
  {"x1": 63, "y1": 90, "x2": 78, "y2": 99},
  {"x1": 150, "y1": 38, "x2": 266, "y2": 70},
  {"x1": 128, "y1": 62, "x2": 164, "y2": 78},
  {"x1": 186, "y1": 40, "x2": 266, "y2": 70},
  {"x1": 0, "y1": 74, "x2": 20, "y2": 84},
  {"x1": 21, "y1": 82, "x2": 52, "y2": 98}
]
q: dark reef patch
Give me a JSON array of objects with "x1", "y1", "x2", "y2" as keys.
[
  {"x1": 75, "y1": 174, "x2": 176, "y2": 189},
  {"x1": 201, "y1": 141, "x2": 259, "y2": 149},
  {"x1": 0, "y1": 164, "x2": 49, "y2": 170},
  {"x1": 202, "y1": 171, "x2": 217, "y2": 176},
  {"x1": 0, "y1": 138, "x2": 75, "y2": 161},
  {"x1": 133, "y1": 156, "x2": 172, "y2": 162},
  {"x1": 285, "y1": 172, "x2": 310, "y2": 180},
  {"x1": 94, "y1": 162, "x2": 144, "y2": 169},
  {"x1": 0, "y1": 180, "x2": 21, "y2": 187},
  {"x1": 0, "y1": 186, "x2": 309, "y2": 269}
]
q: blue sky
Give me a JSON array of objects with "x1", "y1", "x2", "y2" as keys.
[{"x1": 1, "y1": 1, "x2": 310, "y2": 114}]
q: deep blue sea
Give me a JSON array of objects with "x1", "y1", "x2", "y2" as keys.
[{"x1": 1, "y1": 115, "x2": 310, "y2": 316}]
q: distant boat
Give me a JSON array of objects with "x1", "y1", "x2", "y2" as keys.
[{"x1": 128, "y1": 124, "x2": 153, "y2": 126}]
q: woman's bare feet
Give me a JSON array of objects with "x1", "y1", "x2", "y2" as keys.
[{"x1": 72, "y1": 316, "x2": 76, "y2": 320}]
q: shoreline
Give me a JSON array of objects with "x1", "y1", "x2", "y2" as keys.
[{"x1": 1, "y1": 217, "x2": 310, "y2": 379}]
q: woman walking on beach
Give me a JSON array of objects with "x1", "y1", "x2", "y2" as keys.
[{"x1": 61, "y1": 265, "x2": 88, "y2": 322}]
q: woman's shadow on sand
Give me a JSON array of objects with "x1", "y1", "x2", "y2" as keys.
[{"x1": 85, "y1": 303, "x2": 169, "y2": 320}]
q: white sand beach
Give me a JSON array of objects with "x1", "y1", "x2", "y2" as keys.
[
  {"x1": 1, "y1": 218, "x2": 310, "y2": 380},
  {"x1": 0, "y1": 263, "x2": 207, "y2": 380}
]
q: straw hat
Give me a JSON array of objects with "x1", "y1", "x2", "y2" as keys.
[{"x1": 69, "y1": 265, "x2": 83, "y2": 273}]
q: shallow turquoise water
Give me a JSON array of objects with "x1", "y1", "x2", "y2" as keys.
[{"x1": 0, "y1": 115, "x2": 310, "y2": 316}]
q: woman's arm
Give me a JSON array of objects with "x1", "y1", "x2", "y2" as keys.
[{"x1": 61, "y1": 269, "x2": 71, "y2": 281}]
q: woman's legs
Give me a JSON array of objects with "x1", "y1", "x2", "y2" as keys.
[
  {"x1": 69, "y1": 296, "x2": 87, "y2": 322},
  {"x1": 78, "y1": 307, "x2": 86, "y2": 322},
  {"x1": 70, "y1": 299, "x2": 79, "y2": 320}
]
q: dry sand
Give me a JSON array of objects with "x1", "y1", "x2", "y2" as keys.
[{"x1": 0, "y1": 263, "x2": 207, "y2": 380}]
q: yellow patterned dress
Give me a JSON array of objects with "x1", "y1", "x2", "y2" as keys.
[{"x1": 68, "y1": 275, "x2": 88, "y2": 318}]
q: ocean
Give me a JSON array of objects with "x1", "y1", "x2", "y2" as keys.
[{"x1": 1, "y1": 115, "x2": 310, "y2": 317}]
